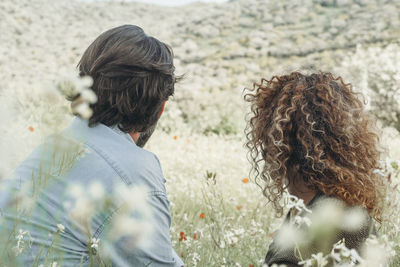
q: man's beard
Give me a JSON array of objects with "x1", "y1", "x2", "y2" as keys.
[{"x1": 136, "y1": 123, "x2": 157, "y2": 148}]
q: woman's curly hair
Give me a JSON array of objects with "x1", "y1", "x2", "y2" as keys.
[{"x1": 245, "y1": 71, "x2": 385, "y2": 220}]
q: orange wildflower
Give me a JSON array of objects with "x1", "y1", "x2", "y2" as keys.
[
  {"x1": 249, "y1": 265, "x2": 254, "y2": 267},
  {"x1": 179, "y1": 232, "x2": 187, "y2": 242},
  {"x1": 236, "y1": 206, "x2": 242, "y2": 210},
  {"x1": 268, "y1": 232, "x2": 274, "y2": 238},
  {"x1": 28, "y1": 126, "x2": 34, "y2": 132},
  {"x1": 199, "y1": 213, "x2": 205, "y2": 219},
  {"x1": 173, "y1": 135, "x2": 178, "y2": 140},
  {"x1": 242, "y1": 177, "x2": 249, "y2": 184},
  {"x1": 193, "y1": 231, "x2": 201, "y2": 240}
]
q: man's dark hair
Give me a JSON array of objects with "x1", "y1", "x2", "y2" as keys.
[{"x1": 77, "y1": 24, "x2": 176, "y2": 133}]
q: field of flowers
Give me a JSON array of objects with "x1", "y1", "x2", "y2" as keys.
[{"x1": 1, "y1": 0, "x2": 400, "y2": 266}]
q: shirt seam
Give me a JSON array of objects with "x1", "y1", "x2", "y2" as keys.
[
  {"x1": 82, "y1": 140, "x2": 132, "y2": 186},
  {"x1": 76, "y1": 140, "x2": 132, "y2": 264},
  {"x1": 80, "y1": 191, "x2": 168, "y2": 264}
]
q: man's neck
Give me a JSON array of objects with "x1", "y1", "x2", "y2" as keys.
[{"x1": 129, "y1": 132, "x2": 140, "y2": 144}]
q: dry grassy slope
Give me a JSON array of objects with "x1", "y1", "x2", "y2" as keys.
[
  {"x1": 1, "y1": 0, "x2": 399, "y2": 82},
  {"x1": 0, "y1": 0, "x2": 399, "y2": 136}
]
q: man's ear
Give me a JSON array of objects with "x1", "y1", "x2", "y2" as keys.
[{"x1": 158, "y1": 101, "x2": 166, "y2": 119}]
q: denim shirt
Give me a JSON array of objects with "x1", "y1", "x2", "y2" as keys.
[{"x1": 0, "y1": 117, "x2": 184, "y2": 267}]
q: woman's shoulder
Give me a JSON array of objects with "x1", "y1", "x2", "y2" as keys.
[
  {"x1": 306, "y1": 192, "x2": 374, "y2": 249},
  {"x1": 265, "y1": 192, "x2": 374, "y2": 266}
]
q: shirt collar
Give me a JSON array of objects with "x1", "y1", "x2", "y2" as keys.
[{"x1": 109, "y1": 125, "x2": 136, "y2": 145}]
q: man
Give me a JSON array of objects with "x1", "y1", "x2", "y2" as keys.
[{"x1": 0, "y1": 25, "x2": 183, "y2": 266}]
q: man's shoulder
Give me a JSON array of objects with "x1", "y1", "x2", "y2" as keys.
[
  {"x1": 63, "y1": 117, "x2": 158, "y2": 162},
  {"x1": 61, "y1": 118, "x2": 166, "y2": 193}
]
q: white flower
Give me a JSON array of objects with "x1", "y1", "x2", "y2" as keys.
[
  {"x1": 78, "y1": 76, "x2": 94, "y2": 89},
  {"x1": 191, "y1": 252, "x2": 201, "y2": 264},
  {"x1": 73, "y1": 102, "x2": 93, "y2": 120},
  {"x1": 331, "y1": 240, "x2": 346, "y2": 262},
  {"x1": 274, "y1": 223, "x2": 304, "y2": 250},
  {"x1": 69, "y1": 196, "x2": 95, "y2": 223},
  {"x1": 293, "y1": 215, "x2": 312, "y2": 227},
  {"x1": 57, "y1": 224, "x2": 65, "y2": 233},
  {"x1": 67, "y1": 183, "x2": 97, "y2": 223},
  {"x1": 14, "y1": 182, "x2": 35, "y2": 213},
  {"x1": 361, "y1": 236, "x2": 393, "y2": 267},
  {"x1": 67, "y1": 184, "x2": 84, "y2": 199},
  {"x1": 341, "y1": 207, "x2": 367, "y2": 232},
  {"x1": 349, "y1": 249, "x2": 362, "y2": 263},
  {"x1": 312, "y1": 252, "x2": 328, "y2": 267},
  {"x1": 13, "y1": 229, "x2": 32, "y2": 256},
  {"x1": 90, "y1": 237, "x2": 100, "y2": 250},
  {"x1": 80, "y1": 88, "x2": 97, "y2": 104},
  {"x1": 298, "y1": 258, "x2": 314, "y2": 267},
  {"x1": 88, "y1": 181, "x2": 105, "y2": 201},
  {"x1": 284, "y1": 192, "x2": 312, "y2": 214},
  {"x1": 331, "y1": 239, "x2": 363, "y2": 265},
  {"x1": 114, "y1": 184, "x2": 152, "y2": 221},
  {"x1": 108, "y1": 214, "x2": 152, "y2": 249},
  {"x1": 56, "y1": 72, "x2": 93, "y2": 99},
  {"x1": 310, "y1": 198, "x2": 344, "y2": 229}
]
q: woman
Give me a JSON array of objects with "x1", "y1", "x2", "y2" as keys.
[{"x1": 244, "y1": 72, "x2": 385, "y2": 266}]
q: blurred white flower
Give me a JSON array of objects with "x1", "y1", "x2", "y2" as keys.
[
  {"x1": 114, "y1": 184, "x2": 151, "y2": 214},
  {"x1": 103, "y1": 184, "x2": 154, "y2": 249},
  {"x1": 80, "y1": 89, "x2": 97, "y2": 104},
  {"x1": 341, "y1": 207, "x2": 367, "y2": 232},
  {"x1": 360, "y1": 235, "x2": 394, "y2": 267},
  {"x1": 108, "y1": 214, "x2": 153, "y2": 249},
  {"x1": 88, "y1": 181, "x2": 105, "y2": 201},
  {"x1": 69, "y1": 195, "x2": 95, "y2": 224},
  {"x1": 56, "y1": 72, "x2": 93, "y2": 100},
  {"x1": 14, "y1": 181, "x2": 35, "y2": 213},
  {"x1": 275, "y1": 223, "x2": 304, "y2": 250},
  {"x1": 73, "y1": 102, "x2": 93, "y2": 120},
  {"x1": 310, "y1": 198, "x2": 344, "y2": 229},
  {"x1": 67, "y1": 184, "x2": 84, "y2": 199}
]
